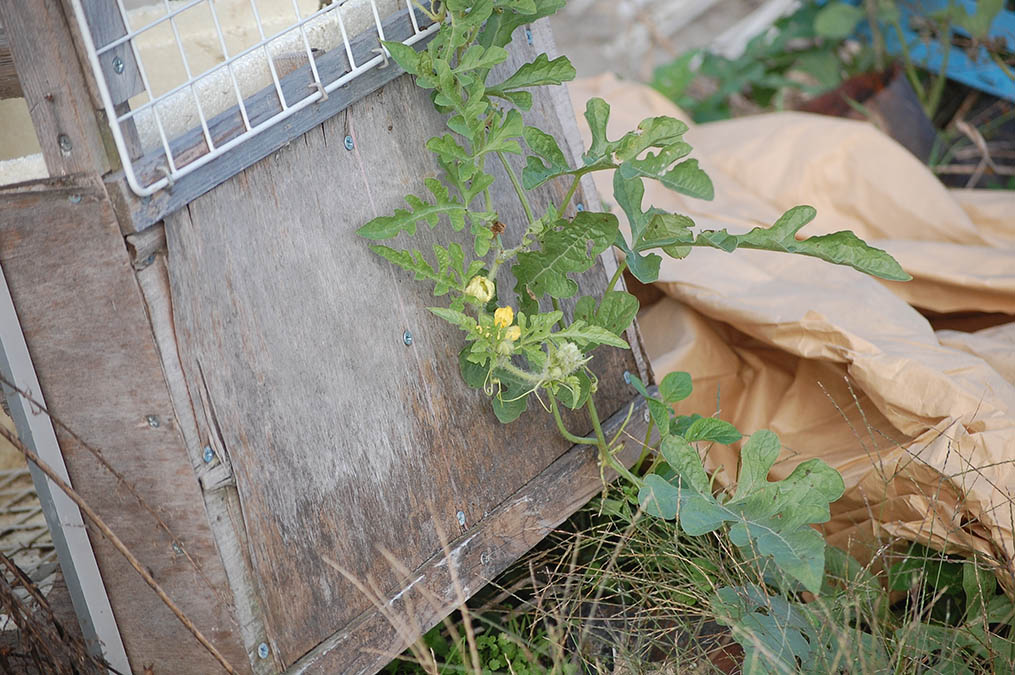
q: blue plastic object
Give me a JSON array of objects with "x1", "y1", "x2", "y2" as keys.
[{"x1": 852, "y1": 0, "x2": 1015, "y2": 102}]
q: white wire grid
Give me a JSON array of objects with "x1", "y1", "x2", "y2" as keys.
[{"x1": 68, "y1": 0, "x2": 439, "y2": 197}]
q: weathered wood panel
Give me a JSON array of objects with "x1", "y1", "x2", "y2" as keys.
[
  {"x1": 0, "y1": 0, "x2": 108, "y2": 176},
  {"x1": 106, "y1": 8, "x2": 435, "y2": 234},
  {"x1": 79, "y1": 0, "x2": 144, "y2": 106},
  {"x1": 292, "y1": 398, "x2": 650, "y2": 674},
  {"x1": 0, "y1": 176, "x2": 249, "y2": 673},
  {"x1": 165, "y1": 21, "x2": 642, "y2": 667},
  {"x1": 0, "y1": 20, "x2": 20, "y2": 100}
]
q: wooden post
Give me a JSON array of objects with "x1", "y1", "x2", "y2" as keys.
[{"x1": 0, "y1": 0, "x2": 109, "y2": 176}]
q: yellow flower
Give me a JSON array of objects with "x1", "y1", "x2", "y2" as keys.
[
  {"x1": 465, "y1": 275, "x2": 494, "y2": 303},
  {"x1": 504, "y1": 325, "x2": 521, "y2": 342},
  {"x1": 493, "y1": 305, "x2": 514, "y2": 328}
]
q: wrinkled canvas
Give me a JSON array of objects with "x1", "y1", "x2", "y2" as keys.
[{"x1": 569, "y1": 74, "x2": 1015, "y2": 583}]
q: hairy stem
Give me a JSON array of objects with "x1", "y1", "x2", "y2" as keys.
[
  {"x1": 586, "y1": 396, "x2": 643, "y2": 487},
  {"x1": 497, "y1": 151, "x2": 535, "y2": 226},
  {"x1": 557, "y1": 174, "x2": 581, "y2": 215},
  {"x1": 550, "y1": 394, "x2": 597, "y2": 445}
]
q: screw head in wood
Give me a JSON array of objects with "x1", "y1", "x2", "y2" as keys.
[
  {"x1": 257, "y1": 643, "x2": 270, "y2": 659},
  {"x1": 146, "y1": 415, "x2": 160, "y2": 428},
  {"x1": 623, "y1": 371, "x2": 631, "y2": 385},
  {"x1": 402, "y1": 330, "x2": 413, "y2": 346},
  {"x1": 203, "y1": 446, "x2": 215, "y2": 463},
  {"x1": 68, "y1": 194, "x2": 82, "y2": 204},
  {"x1": 344, "y1": 135, "x2": 354, "y2": 151},
  {"x1": 172, "y1": 542, "x2": 183, "y2": 554},
  {"x1": 112, "y1": 56, "x2": 125, "y2": 74},
  {"x1": 525, "y1": 26, "x2": 533, "y2": 45},
  {"x1": 456, "y1": 510, "x2": 466, "y2": 526},
  {"x1": 57, "y1": 134, "x2": 73, "y2": 153},
  {"x1": 576, "y1": 203, "x2": 584, "y2": 212}
]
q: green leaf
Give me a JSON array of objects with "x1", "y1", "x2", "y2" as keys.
[
  {"x1": 455, "y1": 44, "x2": 509, "y2": 72},
  {"x1": 521, "y1": 125, "x2": 573, "y2": 189},
  {"x1": 491, "y1": 366, "x2": 531, "y2": 423},
  {"x1": 371, "y1": 245, "x2": 463, "y2": 295},
  {"x1": 953, "y1": 0, "x2": 1003, "y2": 39},
  {"x1": 583, "y1": 98, "x2": 613, "y2": 164},
  {"x1": 624, "y1": 371, "x2": 651, "y2": 399},
  {"x1": 733, "y1": 430, "x2": 780, "y2": 500},
  {"x1": 479, "y1": 109, "x2": 524, "y2": 156},
  {"x1": 684, "y1": 417, "x2": 742, "y2": 445},
  {"x1": 554, "y1": 320, "x2": 629, "y2": 349},
  {"x1": 512, "y1": 211, "x2": 620, "y2": 301},
  {"x1": 659, "y1": 371, "x2": 692, "y2": 403},
  {"x1": 695, "y1": 205, "x2": 911, "y2": 281},
  {"x1": 382, "y1": 40, "x2": 421, "y2": 75},
  {"x1": 814, "y1": 2, "x2": 865, "y2": 39},
  {"x1": 659, "y1": 435, "x2": 709, "y2": 493},
  {"x1": 489, "y1": 88, "x2": 533, "y2": 110},
  {"x1": 613, "y1": 172, "x2": 665, "y2": 283},
  {"x1": 490, "y1": 53, "x2": 576, "y2": 93},
  {"x1": 623, "y1": 158, "x2": 713, "y2": 200},
  {"x1": 459, "y1": 347, "x2": 489, "y2": 388},
  {"x1": 428, "y1": 306, "x2": 475, "y2": 331},
  {"x1": 963, "y1": 561, "x2": 997, "y2": 622},
  {"x1": 573, "y1": 291, "x2": 639, "y2": 337},
  {"x1": 637, "y1": 213, "x2": 695, "y2": 251},
  {"x1": 358, "y1": 185, "x2": 466, "y2": 239},
  {"x1": 477, "y1": 0, "x2": 565, "y2": 49},
  {"x1": 638, "y1": 474, "x2": 679, "y2": 520}
]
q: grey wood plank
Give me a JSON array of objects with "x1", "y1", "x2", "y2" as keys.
[
  {"x1": 0, "y1": 0, "x2": 108, "y2": 176},
  {"x1": 80, "y1": 0, "x2": 144, "y2": 105},
  {"x1": 0, "y1": 176, "x2": 250, "y2": 673},
  {"x1": 106, "y1": 7, "x2": 435, "y2": 234},
  {"x1": 290, "y1": 396, "x2": 650, "y2": 675},
  {"x1": 165, "y1": 18, "x2": 643, "y2": 666},
  {"x1": 0, "y1": 20, "x2": 20, "y2": 100}
]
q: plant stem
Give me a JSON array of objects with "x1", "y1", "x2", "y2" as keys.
[
  {"x1": 585, "y1": 396, "x2": 643, "y2": 487},
  {"x1": 889, "y1": 15, "x2": 926, "y2": 104},
  {"x1": 497, "y1": 151, "x2": 535, "y2": 226},
  {"x1": 497, "y1": 360, "x2": 543, "y2": 385},
  {"x1": 550, "y1": 394, "x2": 597, "y2": 445},
  {"x1": 557, "y1": 174, "x2": 581, "y2": 215},
  {"x1": 634, "y1": 416, "x2": 655, "y2": 472},
  {"x1": 924, "y1": 15, "x2": 952, "y2": 120},
  {"x1": 605, "y1": 260, "x2": 627, "y2": 295},
  {"x1": 550, "y1": 297, "x2": 566, "y2": 331}
]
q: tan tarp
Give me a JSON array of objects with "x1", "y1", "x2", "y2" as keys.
[{"x1": 569, "y1": 74, "x2": 1015, "y2": 581}]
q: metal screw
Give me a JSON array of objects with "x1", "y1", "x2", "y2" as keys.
[
  {"x1": 344, "y1": 135, "x2": 354, "y2": 151},
  {"x1": 643, "y1": 409, "x2": 651, "y2": 423},
  {"x1": 480, "y1": 551, "x2": 491, "y2": 565},
  {"x1": 172, "y1": 542, "x2": 183, "y2": 555},
  {"x1": 112, "y1": 56, "x2": 125, "y2": 74},
  {"x1": 525, "y1": 26, "x2": 533, "y2": 45},
  {"x1": 456, "y1": 510, "x2": 466, "y2": 526},
  {"x1": 257, "y1": 642, "x2": 270, "y2": 660},
  {"x1": 576, "y1": 203, "x2": 584, "y2": 212},
  {"x1": 68, "y1": 194, "x2": 82, "y2": 204},
  {"x1": 623, "y1": 371, "x2": 631, "y2": 385},
  {"x1": 145, "y1": 415, "x2": 160, "y2": 429},
  {"x1": 402, "y1": 330, "x2": 413, "y2": 346},
  {"x1": 57, "y1": 134, "x2": 73, "y2": 153},
  {"x1": 202, "y1": 446, "x2": 215, "y2": 463}
]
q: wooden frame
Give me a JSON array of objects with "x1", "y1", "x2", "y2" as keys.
[{"x1": 0, "y1": 2, "x2": 652, "y2": 673}]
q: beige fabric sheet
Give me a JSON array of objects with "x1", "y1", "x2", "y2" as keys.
[{"x1": 569, "y1": 74, "x2": 1015, "y2": 580}]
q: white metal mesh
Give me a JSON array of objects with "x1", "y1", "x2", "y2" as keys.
[{"x1": 69, "y1": 0, "x2": 439, "y2": 197}]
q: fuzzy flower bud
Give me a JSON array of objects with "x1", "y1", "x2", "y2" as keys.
[
  {"x1": 465, "y1": 276, "x2": 494, "y2": 303},
  {"x1": 493, "y1": 305, "x2": 514, "y2": 328},
  {"x1": 504, "y1": 325, "x2": 521, "y2": 342},
  {"x1": 550, "y1": 341, "x2": 585, "y2": 378}
]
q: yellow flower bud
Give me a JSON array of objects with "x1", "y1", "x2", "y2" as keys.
[
  {"x1": 465, "y1": 275, "x2": 494, "y2": 303},
  {"x1": 493, "y1": 305, "x2": 514, "y2": 328},
  {"x1": 504, "y1": 325, "x2": 521, "y2": 342}
]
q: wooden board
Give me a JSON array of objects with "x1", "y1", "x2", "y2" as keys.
[
  {"x1": 0, "y1": 0, "x2": 108, "y2": 176},
  {"x1": 0, "y1": 176, "x2": 249, "y2": 673},
  {"x1": 0, "y1": 19, "x2": 20, "y2": 100},
  {"x1": 106, "y1": 8, "x2": 436, "y2": 234},
  {"x1": 165, "y1": 20, "x2": 644, "y2": 668}
]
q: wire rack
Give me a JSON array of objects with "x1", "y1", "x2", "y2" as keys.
[{"x1": 68, "y1": 0, "x2": 439, "y2": 197}]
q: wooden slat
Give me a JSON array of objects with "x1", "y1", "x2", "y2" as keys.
[
  {"x1": 0, "y1": 0, "x2": 108, "y2": 176},
  {"x1": 0, "y1": 19, "x2": 21, "y2": 100},
  {"x1": 79, "y1": 0, "x2": 144, "y2": 106},
  {"x1": 0, "y1": 175, "x2": 250, "y2": 673},
  {"x1": 292, "y1": 396, "x2": 650, "y2": 674},
  {"x1": 164, "y1": 19, "x2": 642, "y2": 666},
  {"x1": 106, "y1": 8, "x2": 434, "y2": 234}
]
